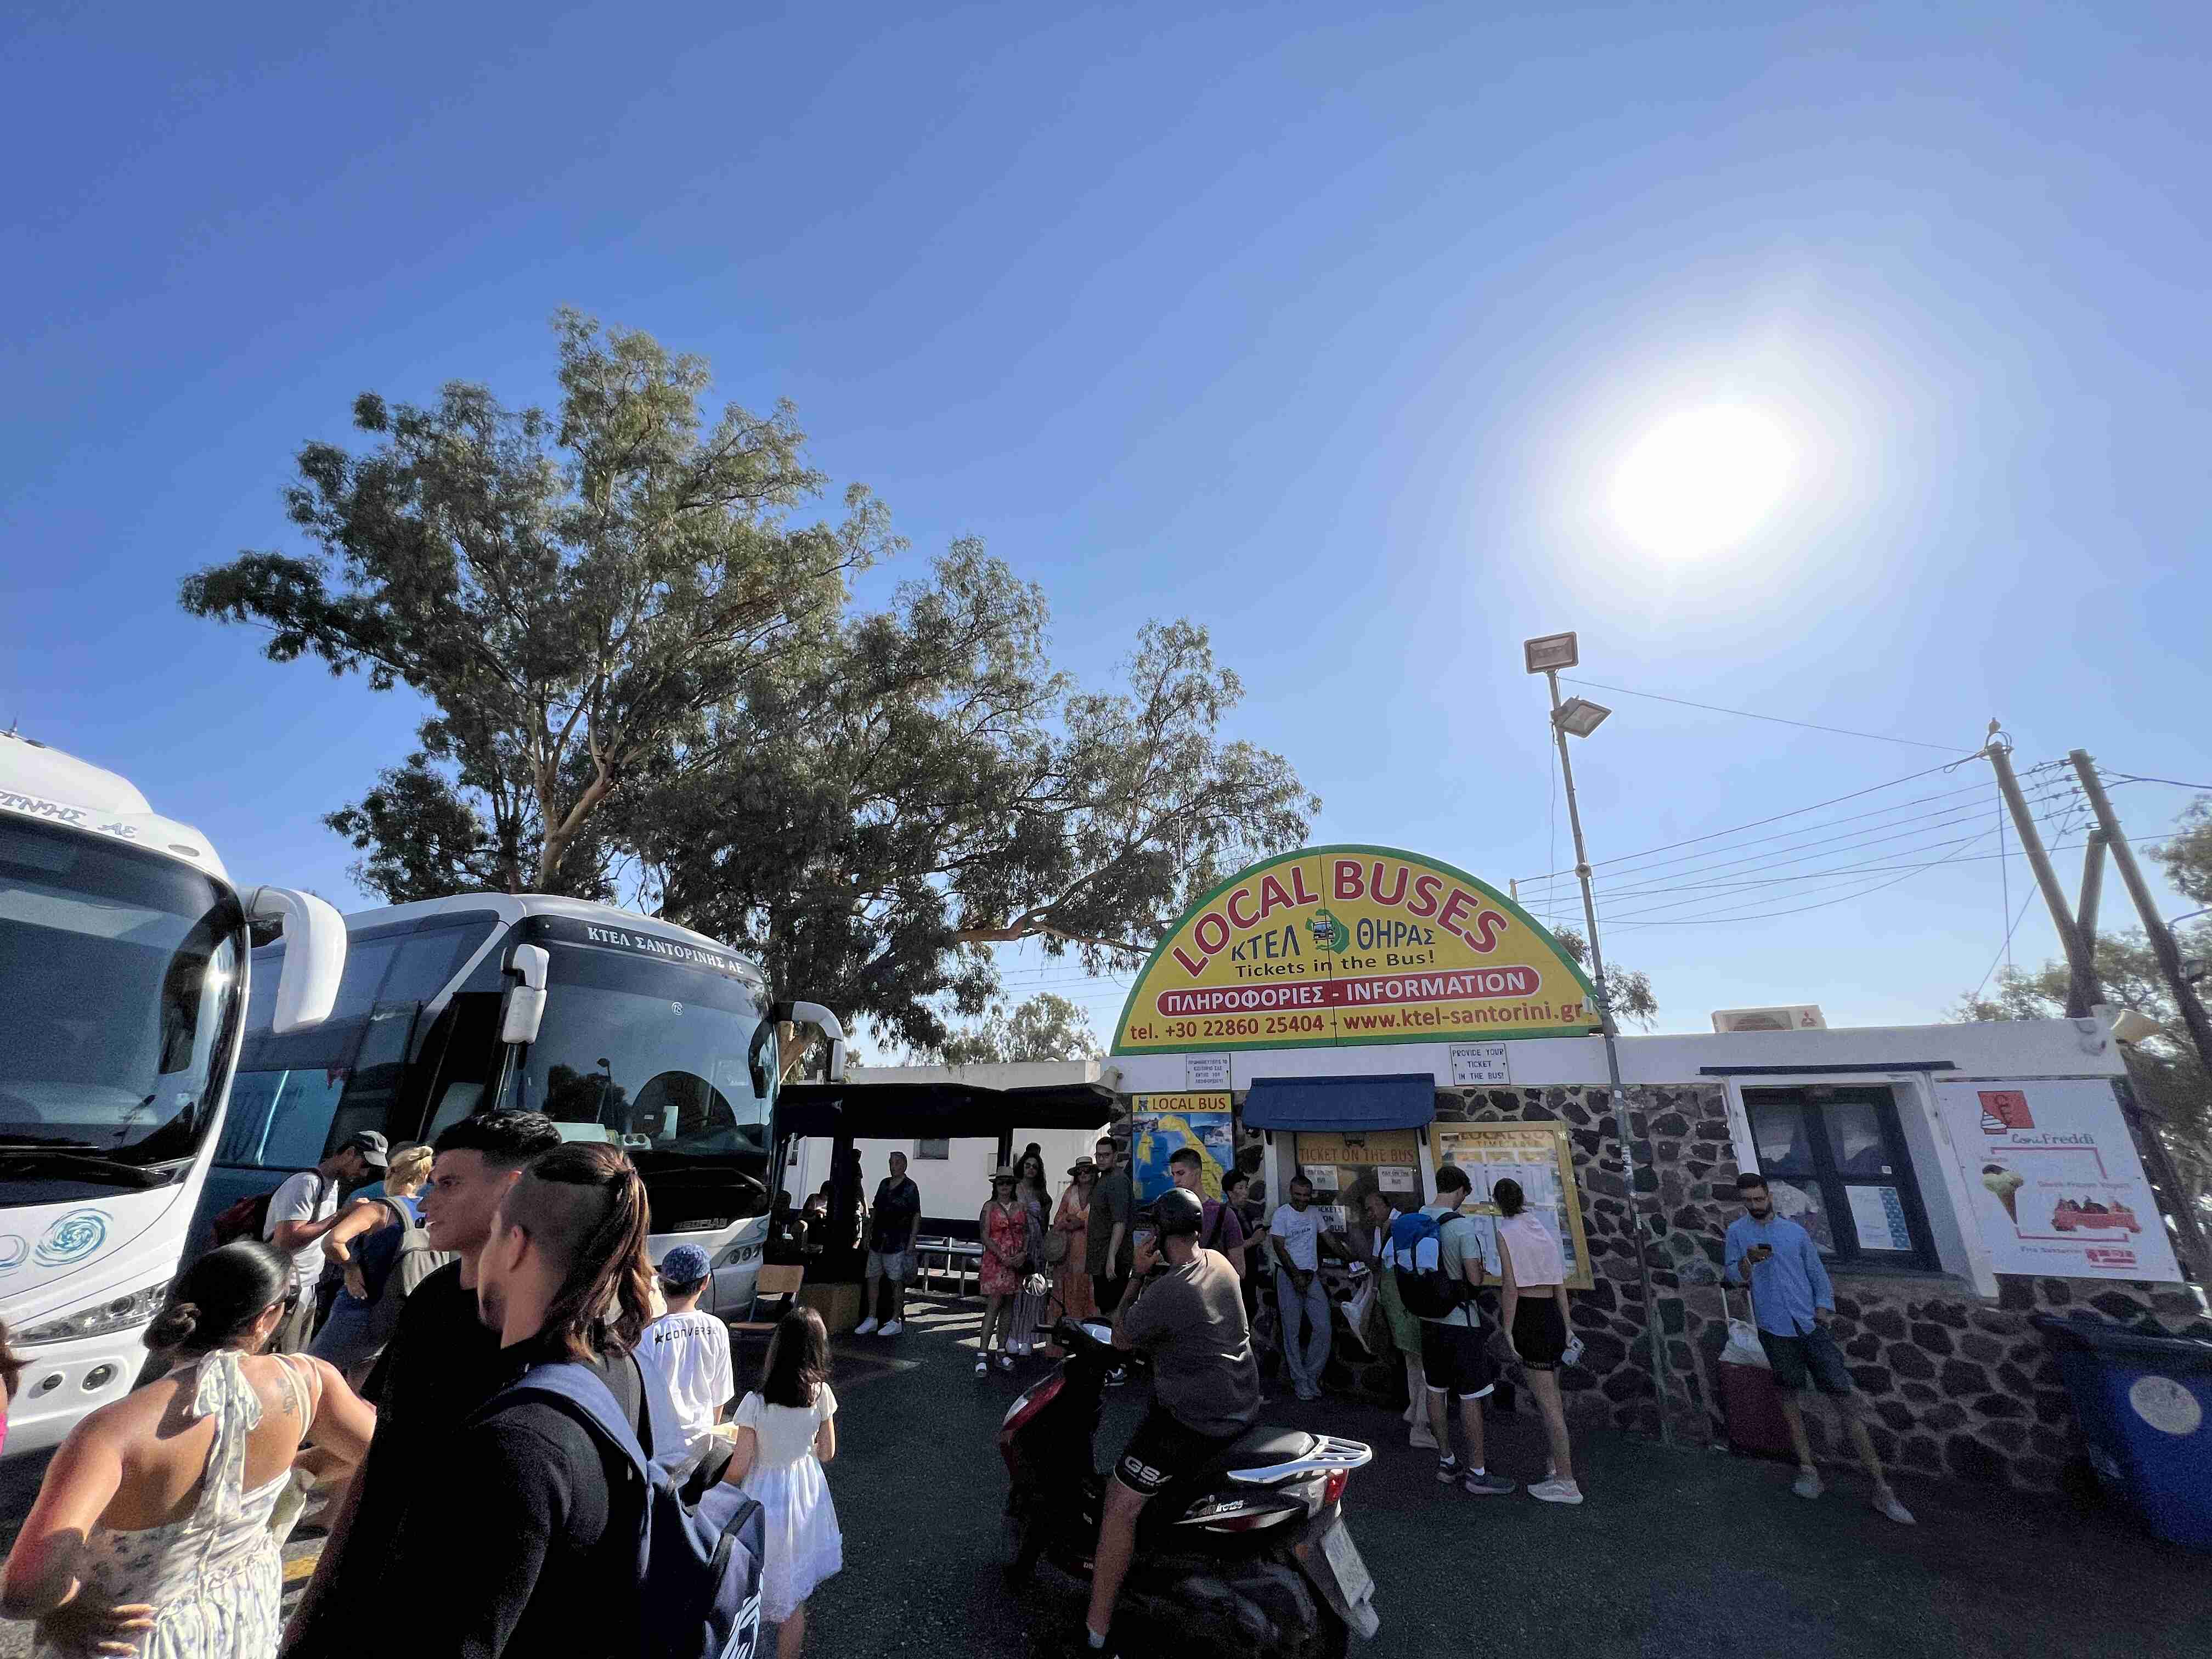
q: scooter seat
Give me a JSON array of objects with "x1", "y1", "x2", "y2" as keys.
[{"x1": 1212, "y1": 1425, "x2": 1316, "y2": 1469}]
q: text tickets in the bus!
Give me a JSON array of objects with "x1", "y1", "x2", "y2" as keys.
[
  {"x1": 1113, "y1": 846, "x2": 1599, "y2": 1054},
  {"x1": 528, "y1": 916, "x2": 766, "y2": 984}
]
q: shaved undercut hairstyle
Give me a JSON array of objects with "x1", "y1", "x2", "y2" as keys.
[{"x1": 501, "y1": 1141, "x2": 655, "y2": 1362}]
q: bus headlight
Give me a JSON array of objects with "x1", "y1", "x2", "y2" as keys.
[{"x1": 15, "y1": 1282, "x2": 171, "y2": 1346}]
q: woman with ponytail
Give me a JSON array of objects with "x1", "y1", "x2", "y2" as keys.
[
  {"x1": 385, "y1": 1141, "x2": 679, "y2": 1656},
  {"x1": 2, "y1": 1242, "x2": 375, "y2": 1658}
]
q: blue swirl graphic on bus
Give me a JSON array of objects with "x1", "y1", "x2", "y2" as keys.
[
  {"x1": 35, "y1": 1210, "x2": 110, "y2": 1266},
  {"x1": 0, "y1": 1234, "x2": 27, "y2": 1274}
]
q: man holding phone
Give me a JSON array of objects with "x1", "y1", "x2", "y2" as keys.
[{"x1": 1724, "y1": 1172, "x2": 1914, "y2": 1524}]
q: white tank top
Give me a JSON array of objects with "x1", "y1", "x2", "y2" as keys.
[{"x1": 1497, "y1": 1212, "x2": 1565, "y2": 1288}]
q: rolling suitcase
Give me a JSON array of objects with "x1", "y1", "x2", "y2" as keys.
[
  {"x1": 1718, "y1": 1289, "x2": 1793, "y2": 1458},
  {"x1": 1005, "y1": 1272, "x2": 1052, "y2": 1357}
]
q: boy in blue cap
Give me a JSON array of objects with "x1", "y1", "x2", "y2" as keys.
[{"x1": 641, "y1": 1242, "x2": 736, "y2": 1482}]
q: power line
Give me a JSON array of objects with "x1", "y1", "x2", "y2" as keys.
[
  {"x1": 1576, "y1": 783, "x2": 2078, "y2": 905},
  {"x1": 1609, "y1": 823, "x2": 2001, "y2": 929},
  {"x1": 1557, "y1": 677, "x2": 1978, "y2": 754},
  {"x1": 1515, "y1": 757, "x2": 2013, "y2": 885},
  {"x1": 2108, "y1": 772, "x2": 2212, "y2": 793}
]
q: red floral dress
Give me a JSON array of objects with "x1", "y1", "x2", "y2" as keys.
[{"x1": 980, "y1": 1200, "x2": 1028, "y2": 1298}]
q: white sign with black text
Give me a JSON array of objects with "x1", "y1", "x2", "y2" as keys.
[
  {"x1": 1185, "y1": 1052, "x2": 1231, "y2": 1091},
  {"x1": 1449, "y1": 1042, "x2": 1511, "y2": 1086}
]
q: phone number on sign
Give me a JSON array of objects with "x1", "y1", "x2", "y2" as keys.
[{"x1": 1159, "y1": 1013, "x2": 1328, "y2": 1040}]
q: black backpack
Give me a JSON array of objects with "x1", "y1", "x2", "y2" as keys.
[{"x1": 478, "y1": 1361, "x2": 766, "y2": 1659}]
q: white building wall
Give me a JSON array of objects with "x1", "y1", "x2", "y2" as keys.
[{"x1": 783, "y1": 1057, "x2": 1115, "y2": 1228}]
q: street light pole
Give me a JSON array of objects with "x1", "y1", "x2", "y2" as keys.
[{"x1": 1539, "y1": 662, "x2": 1675, "y2": 1449}]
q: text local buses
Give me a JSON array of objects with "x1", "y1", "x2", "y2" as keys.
[
  {"x1": 1169, "y1": 856, "x2": 1514, "y2": 979},
  {"x1": 200, "y1": 896, "x2": 848, "y2": 1318},
  {"x1": 1, "y1": 731, "x2": 345, "y2": 1462}
]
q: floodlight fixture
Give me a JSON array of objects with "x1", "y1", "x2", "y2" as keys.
[
  {"x1": 1523, "y1": 631, "x2": 1579, "y2": 674},
  {"x1": 1553, "y1": 697, "x2": 1611, "y2": 738}
]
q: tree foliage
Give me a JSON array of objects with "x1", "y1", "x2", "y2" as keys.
[
  {"x1": 183, "y1": 313, "x2": 1318, "y2": 1053},
  {"x1": 1552, "y1": 927, "x2": 1659, "y2": 1030},
  {"x1": 182, "y1": 309, "x2": 890, "y2": 893},
  {"x1": 929, "y1": 994, "x2": 1105, "y2": 1066}
]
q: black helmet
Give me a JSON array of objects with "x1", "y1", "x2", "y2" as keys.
[{"x1": 1151, "y1": 1188, "x2": 1205, "y2": 1238}]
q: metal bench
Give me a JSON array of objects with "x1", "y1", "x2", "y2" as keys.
[{"x1": 913, "y1": 1234, "x2": 983, "y2": 1297}]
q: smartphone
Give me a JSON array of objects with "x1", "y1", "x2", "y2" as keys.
[{"x1": 1132, "y1": 1227, "x2": 1159, "y2": 1252}]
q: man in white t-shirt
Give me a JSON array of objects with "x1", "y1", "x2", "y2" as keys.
[
  {"x1": 263, "y1": 1131, "x2": 388, "y2": 1352},
  {"x1": 1267, "y1": 1175, "x2": 1346, "y2": 1402},
  {"x1": 640, "y1": 1243, "x2": 735, "y2": 1481}
]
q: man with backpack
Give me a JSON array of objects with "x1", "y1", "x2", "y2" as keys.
[
  {"x1": 1389, "y1": 1164, "x2": 1513, "y2": 1496},
  {"x1": 284, "y1": 1110, "x2": 564, "y2": 1656},
  {"x1": 262, "y1": 1131, "x2": 388, "y2": 1352},
  {"x1": 390, "y1": 1141, "x2": 761, "y2": 1658},
  {"x1": 1168, "y1": 1147, "x2": 1246, "y2": 1274}
]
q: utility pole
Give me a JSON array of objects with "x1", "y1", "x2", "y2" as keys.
[
  {"x1": 2076, "y1": 830, "x2": 2108, "y2": 963},
  {"x1": 1543, "y1": 665, "x2": 1675, "y2": 1450},
  {"x1": 2068, "y1": 750, "x2": 2212, "y2": 1286},
  {"x1": 1983, "y1": 740, "x2": 2095, "y2": 1017}
]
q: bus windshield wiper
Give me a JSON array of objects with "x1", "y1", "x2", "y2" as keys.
[{"x1": 0, "y1": 1146, "x2": 183, "y2": 1189}]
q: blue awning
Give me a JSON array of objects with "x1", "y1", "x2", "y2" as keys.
[{"x1": 1240, "y1": 1073, "x2": 1436, "y2": 1132}]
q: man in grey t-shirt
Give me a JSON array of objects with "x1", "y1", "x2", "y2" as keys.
[
  {"x1": 263, "y1": 1131, "x2": 387, "y2": 1352},
  {"x1": 1084, "y1": 1188, "x2": 1256, "y2": 1654}
]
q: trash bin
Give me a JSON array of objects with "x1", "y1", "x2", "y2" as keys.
[{"x1": 2034, "y1": 1314, "x2": 2212, "y2": 1549}]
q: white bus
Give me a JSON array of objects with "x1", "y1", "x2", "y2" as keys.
[
  {"x1": 1, "y1": 731, "x2": 343, "y2": 1464},
  {"x1": 199, "y1": 894, "x2": 845, "y2": 1315}
]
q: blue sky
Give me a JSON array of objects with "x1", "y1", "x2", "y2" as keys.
[{"x1": 5, "y1": 2, "x2": 2207, "y2": 1052}]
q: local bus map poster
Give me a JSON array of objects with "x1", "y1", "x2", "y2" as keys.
[
  {"x1": 1934, "y1": 1077, "x2": 2180, "y2": 1282},
  {"x1": 1127, "y1": 1095, "x2": 1234, "y2": 1203},
  {"x1": 1432, "y1": 1122, "x2": 1594, "y2": 1290}
]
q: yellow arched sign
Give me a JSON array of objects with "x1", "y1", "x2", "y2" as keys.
[{"x1": 1113, "y1": 845, "x2": 1599, "y2": 1055}]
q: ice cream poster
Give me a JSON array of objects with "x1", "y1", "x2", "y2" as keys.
[{"x1": 1935, "y1": 1078, "x2": 2181, "y2": 1282}]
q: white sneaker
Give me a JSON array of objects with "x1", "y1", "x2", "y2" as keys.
[
  {"x1": 854, "y1": 1317, "x2": 879, "y2": 1336},
  {"x1": 1792, "y1": 1469, "x2": 1824, "y2": 1500},
  {"x1": 1530, "y1": 1479, "x2": 1584, "y2": 1505},
  {"x1": 879, "y1": 1319, "x2": 904, "y2": 1337},
  {"x1": 975, "y1": 1355, "x2": 990, "y2": 1374},
  {"x1": 1873, "y1": 1490, "x2": 1916, "y2": 1526}
]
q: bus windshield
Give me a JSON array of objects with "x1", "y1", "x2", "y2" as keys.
[
  {"x1": 515, "y1": 943, "x2": 775, "y2": 1163},
  {"x1": 0, "y1": 817, "x2": 244, "y2": 1172}
]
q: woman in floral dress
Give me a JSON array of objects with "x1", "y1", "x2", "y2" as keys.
[
  {"x1": 975, "y1": 1169, "x2": 1031, "y2": 1374},
  {"x1": 3, "y1": 1243, "x2": 375, "y2": 1659}
]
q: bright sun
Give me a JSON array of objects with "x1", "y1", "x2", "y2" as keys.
[{"x1": 1610, "y1": 405, "x2": 1795, "y2": 557}]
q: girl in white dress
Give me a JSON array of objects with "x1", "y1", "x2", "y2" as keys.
[
  {"x1": 710, "y1": 1307, "x2": 843, "y2": 1659},
  {"x1": 3, "y1": 1242, "x2": 375, "y2": 1659}
]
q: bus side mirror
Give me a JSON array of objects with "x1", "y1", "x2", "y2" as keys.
[
  {"x1": 772, "y1": 1000, "x2": 848, "y2": 1083},
  {"x1": 502, "y1": 944, "x2": 550, "y2": 1046},
  {"x1": 246, "y1": 887, "x2": 348, "y2": 1035}
]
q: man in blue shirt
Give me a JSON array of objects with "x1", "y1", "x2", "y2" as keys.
[{"x1": 1724, "y1": 1172, "x2": 1914, "y2": 1525}]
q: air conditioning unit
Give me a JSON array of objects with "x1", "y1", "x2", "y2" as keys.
[{"x1": 1712, "y1": 1005, "x2": 1827, "y2": 1034}]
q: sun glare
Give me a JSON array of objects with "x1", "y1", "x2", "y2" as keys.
[{"x1": 1610, "y1": 405, "x2": 1795, "y2": 558}]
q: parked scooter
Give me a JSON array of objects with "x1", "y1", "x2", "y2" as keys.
[{"x1": 1000, "y1": 1317, "x2": 1380, "y2": 1657}]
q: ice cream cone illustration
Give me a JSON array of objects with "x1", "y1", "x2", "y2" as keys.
[{"x1": 1981, "y1": 1163, "x2": 2023, "y2": 1224}]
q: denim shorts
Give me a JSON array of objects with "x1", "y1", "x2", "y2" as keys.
[{"x1": 1758, "y1": 1323, "x2": 1854, "y2": 1396}]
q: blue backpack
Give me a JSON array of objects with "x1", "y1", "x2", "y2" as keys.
[
  {"x1": 487, "y1": 1361, "x2": 766, "y2": 1659},
  {"x1": 1388, "y1": 1209, "x2": 1466, "y2": 1320}
]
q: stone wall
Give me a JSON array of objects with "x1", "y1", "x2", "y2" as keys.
[{"x1": 1432, "y1": 1085, "x2": 2210, "y2": 1490}]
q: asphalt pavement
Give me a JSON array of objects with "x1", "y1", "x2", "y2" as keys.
[{"x1": 4, "y1": 1289, "x2": 2208, "y2": 1657}]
